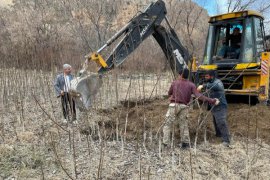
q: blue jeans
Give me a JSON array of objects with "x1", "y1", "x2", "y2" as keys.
[
  {"x1": 218, "y1": 45, "x2": 240, "y2": 59},
  {"x1": 212, "y1": 106, "x2": 230, "y2": 143}
]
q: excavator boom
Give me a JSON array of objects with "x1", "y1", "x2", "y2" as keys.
[
  {"x1": 85, "y1": 0, "x2": 190, "y2": 76},
  {"x1": 72, "y1": 0, "x2": 191, "y2": 108}
]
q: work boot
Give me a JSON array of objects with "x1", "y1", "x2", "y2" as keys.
[
  {"x1": 71, "y1": 115, "x2": 77, "y2": 124},
  {"x1": 221, "y1": 142, "x2": 230, "y2": 147},
  {"x1": 180, "y1": 142, "x2": 190, "y2": 149},
  {"x1": 63, "y1": 119, "x2": 67, "y2": 124}
]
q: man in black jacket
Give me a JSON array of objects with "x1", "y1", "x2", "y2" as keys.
[{"x1": 198, "y1": 70, "x2": 230, "y2": 147}]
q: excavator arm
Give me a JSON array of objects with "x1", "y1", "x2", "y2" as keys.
[
  {"x1": 72, "y1": 0, "x2": 191, "y2": 109},
  {"x1": 83, "y1": 0, "x2": 190, "y2": 76}
]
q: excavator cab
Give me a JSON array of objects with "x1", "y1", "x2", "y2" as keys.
[
  {"x1": 197, "y1": 10, "x2": 270, "y2": 103},
  {"x1": 202, "y1": 11, "x2": 265, "y2": 67}
]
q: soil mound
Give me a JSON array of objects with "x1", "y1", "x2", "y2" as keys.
[{"x1": 94, "y1": 98, "x2": 270, "y2": 144}]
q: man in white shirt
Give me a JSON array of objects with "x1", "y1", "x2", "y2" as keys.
[{"x1": 54, "y1": 64, "x2": 76, "y2": 123}]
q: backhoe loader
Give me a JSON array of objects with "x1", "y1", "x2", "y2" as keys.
[
  {"x1": 195, "y1": 10, "x2": 270, "y2": 104},
  {"x1": 70, "y1": 0, "x2": 270, "y2": 108}
]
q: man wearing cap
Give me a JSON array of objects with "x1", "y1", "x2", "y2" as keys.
[
  {"x1": 54, "y1": 64, "x2": 76, "y2": 123},
  {"x1": 163, "y1": 68, "x2": 219, "y2": 149},
  {"x1": 197, "y1": 70, "x2": 230, "y2": 147}
]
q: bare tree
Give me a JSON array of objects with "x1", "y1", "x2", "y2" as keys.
[
  {"x1": 218, "y1": 0, "x2": 270, "y2": 14},
  {"x1": 166, "y1": 0, "x2": 209, "y2": 59},
  {"x1": 0, "y1": 0, "x2": 210, "y2": 73}
]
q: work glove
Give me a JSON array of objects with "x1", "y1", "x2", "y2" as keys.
[
  {"x1": 60, "y1": 90, "x2": 64, "y2": 96},
  {"x1": 214, "y1": 98, "x2": 220, "y2": 105},
  {"x1": 197, "y1": 85, "x2": 204, "y2": 92}
]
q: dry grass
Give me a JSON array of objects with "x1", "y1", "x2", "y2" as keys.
[{"x1": 1, "y1": 68, "x2": 270, "y2": 179}]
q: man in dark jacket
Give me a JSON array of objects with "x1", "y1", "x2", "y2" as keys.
[
  {"x1": 54, "y1": 64, "x2": 76, "y2": 123},
  {"x1": 217, "y1": 27, "x2": 242, "y2": 59},
  {"x1": 198, "y1": 70, "x2": 230, "y2": 147}
]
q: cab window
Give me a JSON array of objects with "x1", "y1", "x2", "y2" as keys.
[
  {"x1": 242, "y1": 18, "x2": 254, "y2": 62},
  {"x1": 213, "y1": 23, "x2": 243, "y2": 60},
  {"x1": 203, "y1": 25, "x2": 214, "y2": 65},
  {"x1": 254, "y1": 17, "x2": 264, "y2": 54}
]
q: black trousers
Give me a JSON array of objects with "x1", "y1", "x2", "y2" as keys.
[
  {"x1": 212, "y1": 106, "x2": 230, "y2": 143},
  {"x1": 61, "y1": 92, "x2": 76, "y2": 120}
]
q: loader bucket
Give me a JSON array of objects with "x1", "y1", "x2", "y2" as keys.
[{"x1": 69, "y1": 73, "x2": 102, "y2": 110}]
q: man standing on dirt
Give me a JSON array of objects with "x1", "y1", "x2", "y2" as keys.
[
  {"x1": 197, "y1": 70, "x2": 230, "y2": 147},
  {"x1": 54, "y1": 64, "x2": 76, "y2": 123},
  {"x1": 163, "y1": 68, "x2": 218, "y2": 149}
]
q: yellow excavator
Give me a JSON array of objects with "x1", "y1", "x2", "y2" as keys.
[
  {"x1": 195, "y1": 10, "x2": 270, "y2": 104},
  {"x1": 71, "y1": 1, "x2": 270, "y2": 108}
]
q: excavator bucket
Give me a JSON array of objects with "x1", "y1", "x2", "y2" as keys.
[{"x1": 69, "y1": 73, "x2": 102, "y2": 110}]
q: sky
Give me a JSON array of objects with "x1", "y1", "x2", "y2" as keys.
[
  {"x1": 194, "y1": 0, "x2": 228, "y2": 16},
  {"x1": 194, "y1": 0, "x2": 270, "y2": 30}
]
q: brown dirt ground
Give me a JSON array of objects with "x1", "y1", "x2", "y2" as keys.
[{"x1": 95, "y1": 97, "x2": 270, "y2": 145}]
